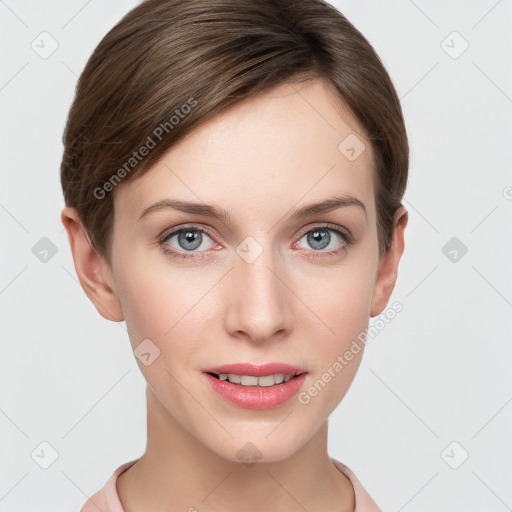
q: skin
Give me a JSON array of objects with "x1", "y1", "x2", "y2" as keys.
[{"x1": 62, "y1": 78, "x2": 407, "y2": 512}]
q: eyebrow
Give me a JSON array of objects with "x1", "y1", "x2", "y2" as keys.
[{"x1": 138, "y1": 194, "x2": 367, "y2": 222}]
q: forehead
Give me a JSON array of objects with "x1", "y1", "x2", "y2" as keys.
[{"x1": 114, "y1": 78, "x2": 376, "y2": 224}]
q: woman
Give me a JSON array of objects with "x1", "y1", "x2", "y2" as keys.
[{"x1": 60, "y1": 0, "x2": 409, "y2": 510}]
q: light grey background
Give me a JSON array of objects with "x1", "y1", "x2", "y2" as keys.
[{"x1": 1, "y1": 1, "x2": 511, "y2": 511}]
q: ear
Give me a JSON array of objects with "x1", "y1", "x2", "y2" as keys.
[
  {"x1": 370, "y1": 207, "x2": 408, "y2": 317},
  {"x1": 61, "y1": 206, "x2": 124, "y2": 322}
]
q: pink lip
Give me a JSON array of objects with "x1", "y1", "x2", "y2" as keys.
[
  {"x1": 203, "y1": 372, "x2": 308, "y2": 410},
  {"x1": 202, "y1": 362, "x2": 307, "y2": 377}
]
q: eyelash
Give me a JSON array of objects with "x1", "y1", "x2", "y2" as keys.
[{"x1": 157, "y1": 223, "x2": 353, "y2": 261}]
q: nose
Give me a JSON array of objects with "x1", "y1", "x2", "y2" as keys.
[{"x1": 223, "y1": 243, "x2": 293, "y2": 344}]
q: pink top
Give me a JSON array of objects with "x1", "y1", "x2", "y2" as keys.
[{"x1": 80, "y1": 457, "x2": 381, "y2": 511}]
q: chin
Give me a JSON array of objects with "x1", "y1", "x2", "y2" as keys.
[{"x1": 199, "y1": 424, "x2": 314, "y2": 465}]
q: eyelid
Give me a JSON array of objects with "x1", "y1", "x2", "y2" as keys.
[
  {"x1": 295, "y1": 222, "x2": 354, "y2": 244},
  {"x1": 158, "y1": 223, "x2": 217, "y2": 243}
]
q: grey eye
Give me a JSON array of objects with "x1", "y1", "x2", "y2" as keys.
[
  {"x1": 296, "y1": 228, "x2": 344, "y2": 252},
  {"x1": 177, "y1": 230, "x2": 203, "y2": 251},
  {"x1": 164, "y1": 228, "x2": 215, "y2": 253},
  {"x1": 306, "y1": 229, "x2": 332, "y2": 250}
]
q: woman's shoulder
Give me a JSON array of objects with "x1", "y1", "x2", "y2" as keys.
[
  {"x1": 80, "y1": 459, "x2": 138, "y2": 512},
  {"x1": 331, "y1": 458, "x2": 382, "y2": 512}
]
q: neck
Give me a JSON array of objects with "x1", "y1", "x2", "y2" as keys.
[{"x1": 116, "y1": 385, "x2": 355, "y2": 512}]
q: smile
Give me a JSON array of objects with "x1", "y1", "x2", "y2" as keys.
[
  {"x1": 209, "y1": 372, "x2": 296, "y2": 387},
  {"x1": 203, "y1": 371, "x2": 308, "y2": 410}
]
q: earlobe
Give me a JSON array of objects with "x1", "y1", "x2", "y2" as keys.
[
  {"x1": 61, "y1": 207, "x2": 124, "y2": 322},
  {"x1": 370, "y1": 207, "x2": 408, "y2": 318}
]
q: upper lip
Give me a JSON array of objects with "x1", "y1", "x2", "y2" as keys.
[{"x1": 203, "y1": 363, "x2": 307, "y2": 377}]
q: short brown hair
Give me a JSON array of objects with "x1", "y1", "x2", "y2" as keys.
[{"x1": 60, "y1": 0, "x2": 408, "y2": 262}]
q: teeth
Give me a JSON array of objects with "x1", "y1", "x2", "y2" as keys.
[
  {"x1": 274, "y1": 374, "x2": 285, "y2": 384},
  {"x1": 217, "y1": 373, "x2": 296, "y2": 386}
]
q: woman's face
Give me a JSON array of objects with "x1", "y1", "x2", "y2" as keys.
[{"x1": 107, "y1": 78, "x2": 394, "y2": 462}]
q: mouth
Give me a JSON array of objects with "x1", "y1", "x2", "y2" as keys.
[
  {"x1": 202, "y1": 364, "x2": 309, "y2": 410},
  {"x1": 205, "y1": 371, "x2": 306, "y2": 387}
]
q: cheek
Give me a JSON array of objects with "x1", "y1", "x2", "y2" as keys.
[
  {"x1": 302, "y1": 257, "x2": 377, "y2": 340},
  {"x1": 297, "y1": 251, "x2": 377, "y2": 405},
  {"x1": 113, "y1": 256, "x2": 218, "y2": 358}
]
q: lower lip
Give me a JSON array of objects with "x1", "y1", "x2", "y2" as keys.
[{"x1": 203, "y1": 373, "x2": 308, "y2": 410}]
